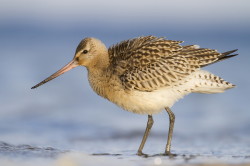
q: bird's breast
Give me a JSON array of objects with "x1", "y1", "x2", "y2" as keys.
[{"x1": 87, "y1": 69, "x2": 124, "y2": 100}]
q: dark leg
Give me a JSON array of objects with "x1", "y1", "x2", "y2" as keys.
[
  {"x1": 137, "y1": 115, "x2": 154, "y2": 156},
  {"x1": 165, "y1": 107, "x2": 175, "y2": 155}
]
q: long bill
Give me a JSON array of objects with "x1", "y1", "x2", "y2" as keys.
[{"x1": 31, "y1": 60, "x2": 78, "y2": 89}]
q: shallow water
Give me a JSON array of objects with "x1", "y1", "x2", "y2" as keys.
[
  {"x1": 1, "y1": 108, "x2": 250, "y2": 165},
  {"x1": 1, "y1": 131, "x2": 250, "y2": 166}
]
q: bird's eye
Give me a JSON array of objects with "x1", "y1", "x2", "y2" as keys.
[{"x1": 82, "y1": 50, "x2": 88, "y2": 54}]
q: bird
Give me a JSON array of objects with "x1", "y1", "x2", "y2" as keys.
[{"x1": 31, "y1": 36, "x2": 238, "y2": 156}]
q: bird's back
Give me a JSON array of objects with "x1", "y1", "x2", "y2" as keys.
[{"x1": 107, "y1": 36, "x2": 237, "y2": 93}]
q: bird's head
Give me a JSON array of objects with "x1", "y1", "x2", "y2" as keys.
[
  {"x1": 31, "y1": 37, "x2": 107, "y2": 89},
  {"x1": 74, "y1": 37, "x2": 107, "y2": 67}
]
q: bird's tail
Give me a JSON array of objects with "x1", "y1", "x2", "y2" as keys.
[
  {"x1": 201, "y1": 49, "x2": 238, "y2": 67},
  {"x1": 181, "y1": 45, "x2": 238, "y2": 67},
  {"x1": 191, "y1": 70, "x2": 235, "y2": 94}
]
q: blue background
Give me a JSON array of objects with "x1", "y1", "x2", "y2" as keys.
[{"x1": 0, "y1": 0, "x2": 249, "y2": 160}]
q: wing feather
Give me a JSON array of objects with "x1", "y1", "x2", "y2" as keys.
[{"x1": 108, "y1": 36, "x2": 237, "y2": 91}]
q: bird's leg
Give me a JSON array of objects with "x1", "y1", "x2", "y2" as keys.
[
  {"x1": 165, "y1": 107, "x2": 176, "y2": 156},
  {"x1": 137, "y1": 115, "x2": 154, "y2": 156}
]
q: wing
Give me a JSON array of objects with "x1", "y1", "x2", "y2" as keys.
[
  {"x1": 108, "y1": 36, "x2": 183, "y2": 75},
  {"x1": 108, "y1": 36, "x2": 237, "y2": 92}
]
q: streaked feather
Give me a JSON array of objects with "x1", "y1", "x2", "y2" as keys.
[{"x1": 108, "y1": 36, "x2": 237, "y2": 91}]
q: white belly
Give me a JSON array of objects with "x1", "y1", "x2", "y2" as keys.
[{"x1": 113, "y1": 86, "x2": 188, "y2": 114}]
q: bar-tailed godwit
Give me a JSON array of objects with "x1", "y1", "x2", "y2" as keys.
[{"x1": 32, "y1": 36, "x2": 237, "y2": 156}]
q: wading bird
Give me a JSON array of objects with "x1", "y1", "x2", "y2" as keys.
[{"x1": 32, "y1": 36, "x2": 237, "y2": 156}]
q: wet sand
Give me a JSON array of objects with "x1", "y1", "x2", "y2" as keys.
[{"x1": 1, "y1": 130, "x2": 250, "y2": 166}]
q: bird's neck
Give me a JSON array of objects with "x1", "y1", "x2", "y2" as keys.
[
  {"x1": 87, "y1": 51, "x2": 110, "y2": 70},
  {"x1": 86, "y1": 52, "x2": 111, "y2": 98},
  {"x1": 87, "y1": 69, "x2": 110, "y2": 99}
]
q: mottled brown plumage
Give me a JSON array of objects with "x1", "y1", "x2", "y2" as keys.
[
  {"x1": 108, "y1": 36, "x2": 237, "y2": 91},
  {"x1": 32, "y1": 35, "x2": 238, "y2": 156}
]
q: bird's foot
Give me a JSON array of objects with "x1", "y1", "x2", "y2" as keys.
[
  {"x1": 163, "y1": 151, "x2": 177, "y2": 158},
  {"x1": 137, "y1": 150, "x2": 149, "y2": 157}
]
